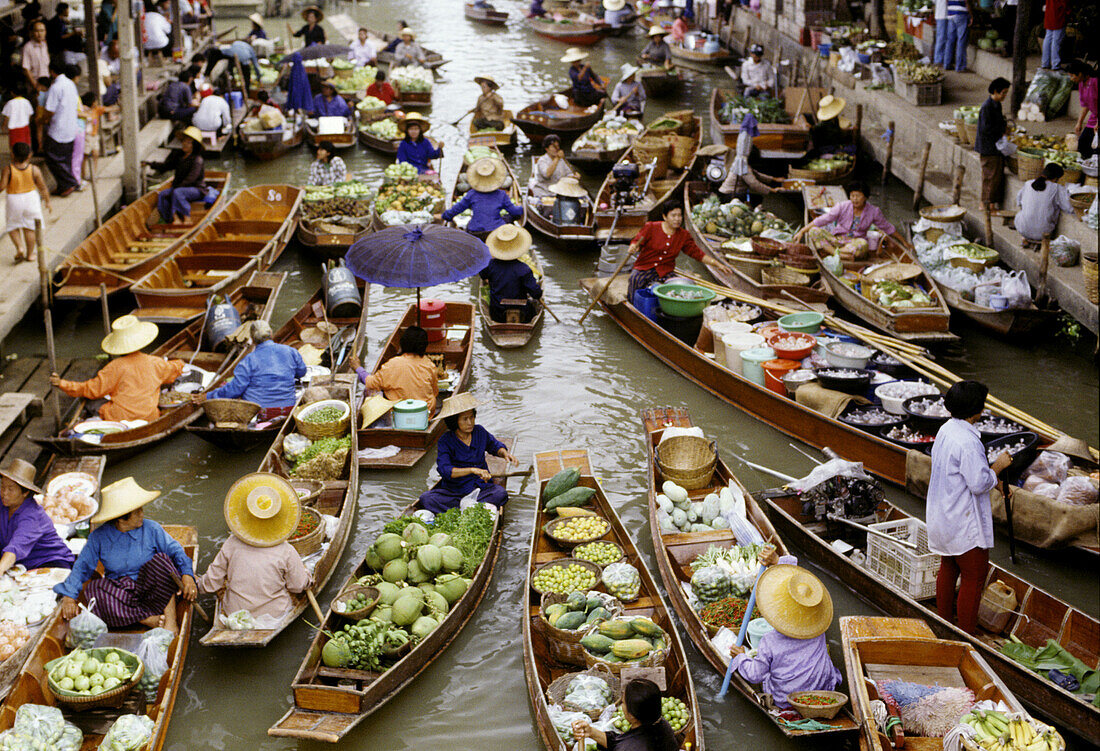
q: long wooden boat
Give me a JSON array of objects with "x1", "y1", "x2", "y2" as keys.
[
  {"x1": 52, "y1": 172, "x2": 230, "y2": 302},
  {"x1": 468, "y1": 110, "x2": 518, "y2": 150},
  {"x1": 514, "y1": 88, "x2": 605, "y2": 147},
  {"x1": 524, "y1": 158, "x2": 596, "y2": 243},
  {"x1": 683, "y1": 181, "x2": 831, "y2": 305},
  {"x1": 669, "y1": 37, "x2": 735, "y2": 70},
  {"x1": 33, "y1": 271, "x2": 284, "y2": 460},
  {"x1": 639, "y1": 407, "x2": 860, "y2": 741},
  {"x1": 475, "y1": 251, "x2": 544, "y2": 348},
  {"x1": 358, "y1": 301, "x2": 474, "y2": 469},
  {"x1": 594, "y1": 114, "x2": 701, "y2": 242},
  {"x1": 464, "y1": 2, "x2": 509, "y2": 25},
  {"x1": 237, "y1": 117, "x2": 306, "y2": 161},
  {"x1": 164, "y1": 105, "x2": 247, "y2": 155},
  {"x1": 357, "y1": 112, "x2": 403, "y2": 154},
  {"x1": 638, "y1": 66, "x2": 682, "y2": 97},
  {"x1": 200, "y1": 374, "x2": 359, "y2": 647},
  {"x1": 760, "y1": 485, "x2": 1100, "y2": 744},
  {"x1": 525, "y1": 449, "x2": 705, "y2": 751},
  {"x1": 524, "y1": 15, "x2": 612, "y2": 45},
  {"x1": 810, "y1": 235, "x2": 955, "y2": 344},
  {"x1": 131, "y1": 185, "x2": 302, "y2": 325},
  {"x1": 0, "y1": 525, "x2": 197, "y2": 751},
  {"x1": 268, "y1": 443, "x2": 513, "y2": 741},
  {"x1": 371, "y1": 29, "x2": 447, "y2": 70},
  {"x1": 709, "y1": 88, "x2": 811, "y2": 161},
  {"x1": 568, "y1": 118, "x2": 643, "y2": 172},
  {"x1": 305, "y1": 116, "x2": 357, "y2": 150},
  {"x1": 842, "y1": 617, "x2": 1028, "y2": 751},
  {"x1": 296, "y1": 216, "x2": 371, "y2": 260}
]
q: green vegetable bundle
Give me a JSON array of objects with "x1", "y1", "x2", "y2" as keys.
[{"x1": 718, "y1": 94, "x2": 790, "y2": 125}]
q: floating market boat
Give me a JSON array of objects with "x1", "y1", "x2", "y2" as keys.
[
  {"x1": 475, "y1": 250, "x2": 544, "y2": 348},
  {"x1": 163, "y1": 105, "x2": 247, "y2": 155},
  {"x1": 391, "y1": 71, "x2": 433, "y2": 110},
  {"x1": 568, "y1": 114, "x2": 644, "y2": 171},
  {"x1": 514, "y1": 88, "x2": 606, "y2": 147},
  {"x1": 524, "y1": 448, "x2": 705, "y2": 751},
  {"x1": 51, "y1": 172, "x2": 231, "y2": 302},
  {"x1": 0, "y1": 525, "x2": 197, "y2": 751},
  {"x1": 297, "y1": 181, "x2": 375, "y2": 259},
  {"x1": 709, "y1": 88, "x2": 811, "y2": 161},
  {"x1": 669, "y1": 37, "x2": 735, "y2": 70},
  {"x1": 131, "y1": 185, "x2": 302, "y2": 325},
  {"x1": 525, "y1": 158, "x2": 596, "y2": 244},
  {"x1": 370, "y1": 173, "x2": 447, "y2": 232},
  {"x1": 357, "y1": 301, "x2": 474, "y2": 469},
  {"x1": 304, "y1": 116, "x2": 357, "y2": 150},
  {"x1": 594, "y1": 113, "x2": 701, "y2": 242},
  {"x1": 357, "y1": 113, "x2": 403, "y2": 154},
  {"x1": 237, "y1": 117, "x2": 306, "y2": 161},
  {"x1": 637, "y1": 66, "x2": 682, "y2": 98},
  {"x1": 267, "y1": 444, "x2": 513, "y2": 742},
  {"x1": 841, "y1": 617, "x2": 1029, "y2": 751},
  {"x1": 524, "y1": 16, "x2": 612, "y2": 45},
  {"x1": 33, "y1": 271, "x2": 284, "y2": 461},
  {"x1": 468, "y1": 110, "x2": 518, "y2": 150},
  {"x1": 640, "y1": 407, "x2": 859, "y2": 740},
  {"x1": 371, "y1": 29, "x2": 447, "y2": 70},
  {"x1": 759, "y1": 483, "x2": 1100, "y2": 744},
  {"x1": 201, "y1": 374, "x2": 359, "y2": 647},
  {"x1": 449, "y1": 137, "x2": 526, "y2": 238},
  {"x1": 683, "y1": 181, "x2": 831, "y2": 305},
  {"x1": 464, "y1": 2, "x2": 509, "y2": 25}
]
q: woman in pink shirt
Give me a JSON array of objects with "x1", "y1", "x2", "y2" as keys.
[
  {"x1": 1068, "y1": 61, "x2": 1097, "y2": 159},
  {"x1": 791, "y1": 180, "x2": 911, "y2": 253}
]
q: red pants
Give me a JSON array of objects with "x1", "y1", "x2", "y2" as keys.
[
  {"x1": 936, "y1": 547, "x2": 989, "y2": 634},
  {"x1": 7, "y1": 126, "x2": 30, "y2": 148}
]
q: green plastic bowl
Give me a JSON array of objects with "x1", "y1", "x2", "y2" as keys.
[
  {"x1": 652, "y1": 284, "x2": 716, "y2": 318},
  {"x1": 778, "y1": 311, "x2": 824, "y2": 334}
]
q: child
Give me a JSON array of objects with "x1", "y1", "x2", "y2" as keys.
[
  {"x1": 2, "y1": 84, "x2": 35, "y2": 151},
  {"x1": 78, "y1": 92, "x2": 105, "y2": 185},
  {"x1": 34, "y1": 76, "x2": 50, "y2": 151},
  {"x1": 0, "y1": 142, "x2": 51, "y2": 263}
]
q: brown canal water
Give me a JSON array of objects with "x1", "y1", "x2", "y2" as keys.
[{"x1": 6, "y1": 1, "x2": 1098, "y2": 747}]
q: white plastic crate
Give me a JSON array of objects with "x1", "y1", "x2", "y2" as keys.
[{"x1": 865, "y1": 518, "x2": 940, "y2": 600}]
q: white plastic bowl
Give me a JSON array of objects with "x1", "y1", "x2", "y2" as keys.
[
  {"x1": 875, "y1": 380, "x2": 940, "y2": 415},
  {"x1": 823, "y1": 341, "x2": 875, "y2": 369}
]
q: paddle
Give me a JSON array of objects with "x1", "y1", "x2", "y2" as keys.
[
  {"x1": 718, "y1": 562, "x2": 766, "y2": 699},
  {"x1": 728, "y1": 451, "x2": 796, "y2": 484},
  {"x1": 306, "y1": 589, "x2": 326, "y2": 625},
  {"x1": 188, "y1": 297, "x2": 215, "y2": 366},
  {"x1": 168, "y1": 567, "x2": 209, "y2": 623},
  {"x1": 540, "y1": 299, "x2": 563, "y2": 324},
  {"x1": 449, "y1": 109, "x2": 474, "y2": 127}
]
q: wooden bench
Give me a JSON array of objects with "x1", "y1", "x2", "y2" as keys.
[{"x1": 0, "y1": 393, "x2": 42, "y2": 436}]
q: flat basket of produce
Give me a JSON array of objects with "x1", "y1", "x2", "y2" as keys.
[
  {"x1": 294, "y1": 399, "x2": 351, "y2": 440},
  {"x1": 531, "y1": 558, "x2": 602, "y2": 597},
  {"x1": 288, "y1": 478, "x2": 324, "y2": 504},
  {"x1": 944, "y1": 243, "x2": 999, "y2": 273},
  {"x1": 544, "y1": 515, "x2": 611, "y2": 550},
  {"x1": 788, "y1": 165, "x2": 831, "y2": 181},
  {"x1": 332, "y1": 584, "x2": 379, "y2": 621},
  {"x1": 573, "y1": 540, "x2": 624, "y2": 568},
  {"x1": 918, "y1": 204, "x2": 967, "y2": 223},
  {"x1": 546, "y1": 665, "x2": 621, "y2": 719},
  {"x1": 540, "y1": 590, "x2": 623, "y2": 666},
  {"x1": 289, "y1": 506, "x2": 324, "y2": 557},
  {"x1": 701, "y1": 595, "x2": 756, "y2": 637},
  {"x1": 203, "y1": 398, "x2": 261, "y2": 427},
  {"x1": 656, "y1": 435, "x2": 716, "y2": 490},
  {"x1": 581, "y1": 616, "x2": 670, "y2": 675},
  {"x1": 787, "y1": 690, "x2": 849, "y2": 720},
  {"x1": 46, "y1": 647, "x2": 144, "y2": 711}
]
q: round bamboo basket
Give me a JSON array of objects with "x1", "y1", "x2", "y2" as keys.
[
  {"x1": 751, "y1": 237, "x2": 783, "y2": 258},
  {"x1": 656, "y1": 435, "x2": 716, "y2": 490},
  {"x1": 289, "y1": 507, "x2": 324, "y2": 557},
  {"x1": 294, "y1": 400, "x2": 351, "y2": 440},
  {"x1": 1059, "y1": 167, "x2": 1082, "y2": 185},
  {"x1": 530, "y1": 558, "x2": 602, "y2": 597},
  {"x1": 634, "y1": 137, "x2": 670, "y2": 179},
  {"x1": 546, "y1": 665, "x2": 620, "y2": 719},
  {"x1": 288, "y1": 479, "x2": 324, "y2": 505},
  {"x1": 1083, "y1": 251, "x2": 1098, "y2": 304},
  {"x1": 573, "y1": 540, "x2": 625, "y2": 568},
  {"x1": 1016, "y1": 149, "x2": 1044, "y2": 181},
  {"x1": 663, "y1": 135, "x2": 696, "y2": 169},
  {"x1": 46, "y1": 648, "x2": 144, "y2": 711},
  {"x1": 787, "y1": 690, "x2": 849, "y2": 720},
  {"x1": 539, "y1": 591, "x2": 622, "y2": 666},
  {"x1": 544, "y1": 515, "x2": 612, "y2": 551},
  {"x1": 203, "y1": 398, "x2": 262, "y2": 426},
  {"x1": 762, "y1": 266, "x2": 811, "y2": 287},
  {"x1": 332, "y1": 585, "x2": 379, "y2": 621},
  {"x1": 919, "y1": 204, "x2": 967, "y2": 223}
]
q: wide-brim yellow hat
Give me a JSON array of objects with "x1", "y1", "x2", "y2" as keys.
[
  {"x1": 550, "y1": 175, "x2": 587, "y2": 198},
  {"x1": 486, "y1": 224, "x2": 532, "y2": 261},
  {"x1": 561, "y1": 48, "x2": 589, "y2": 64},
  {"x1": 301, "y1": 5, "x2": 323, "y2": 21},
  {"x1": 604, "y1": 0, "x2": 626, "y2": 9},
  {"x1": 0, "y1": 458, "x2": 40, "y2": 494},
  {"x1": 224, "y1": 472, "x2": 301, "y2": 547},
  {"x1": 756, "y1": 564, "x2": 833, "y2": 639},
  {"x1": 816, "y1": 94, "x2": 846, "y2": 122},
  {"x1": 248, "y1": 13, "x2": 265, "y2": 27},
  {"x1": 437, "y1": 393, "x2": 486, "y2": 421},
  {"x1": 101, "y1": 314, "x2": 158, "y2": 355},
  {"x1": 400, "y1": 112, "x2": 430, "y2": 134},
  {"x1": 180, "y1": 125, "x2": 204, "y2": 144},
  {"x1": 92, "y1": 477, "x2": 160, "y2": 525},
  {"x1": 648, "y1": 25, "x2": 667, "y2": 37},
  {"x1": 474, "y1": 75, "x2": 499, "y2": 90},
  {"x1": 467, "y1": 157, "x2": 507, "y2": 192}
]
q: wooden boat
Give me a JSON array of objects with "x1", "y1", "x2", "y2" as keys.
[
  {"x1": 305, "y1": 116, "x2": 357, "y2": 149},
  {"x1": 475, "y1": 250, "x2": 544, "y2": 348},
  {"x1": 568, "y1": 118, "x2": 643, "y2": 172},
  {"x1": 237, "y1": 116, "x2": 306, "y2": 161},
  {"x1": 51, "y1": 172, "x2": 230, "y2": 302},
  {"x1": 810, "y1": 235, "x2": 956, "y2": 344},
  {"x1": 468, "y1": 110, "x2": 518, "y2": 150},
  {"x1": 525, "y1": 448, "x2": 705, "y2": 751},
  {"x1": 710, "y1": 88, "x2": 812, "y2": 161},
  {"x1": 937, "y1": 283, "x2": 1055, "y2": 338},
  {"x1": 371, "y1": 172, "x2": 447, "y2": 233},
  {"x1": 296, "y1": 216, "x2": 371, "y2": 260},
  {"x1": 0, "y1": 525, "x2": 197, "y2": 751},
  {"x1": 683, "y1": 181, "x2": 831, "y2": 305},
  {"x1": 760, "y1": 485, "x2": 1100, "y2": 744},
  {"x1": 131, "y1": 185, "x2": 302, "y2": 325},
  {"x1": 524, "y1": 158, "x2": 596, "y2": 243},
  {"x1": 464, "y1": 2, "x2": 509, "y2": 25},
  {"x1": 372, "y1": 29, "x2": 447, "y2": 70},
  {"x1": 639, "y1": 407, "x2": 861, "y2": 741},
  {"x1": 669, "y1": 37, "x2": 735, "y2": 70},
  {"x1": 449, "y1": 137, "x2": 526, "y2": 237},
  {"x1": 33, "y1": 271, "x2": 284, "y2": 460},
  {"x1": 357, "y1": 113, "x2": 403, "y2": 154},
  {"x1": 594, "y1": 114, "x2": 701, "y2": 242},
  {"x1": 267, "y1": 443, "x2": 513, "y2": 741},
  {"x1": 638, "y1": 66, "x2": 682, "y2": 97},
  {"x1": 392, "y1": 80, "x2": 433, "y2": 110},
  {"x1": 524, "y1": 15, "x2": 612, "y2": 45},
  {"x1": 200, "y1": 374, "x2": 359, "y2": 647},
  {"x1": 357, "y1": 301, "x2": 474, "y2": 469},
  {"x1": 841, "y1": 617, "x2": 1028, "y2": 751},
  {"x1": 514, "y1": 88, "x2": 605, "y2": 147},
  {"x1": 164, "y1": 105, "x2": 247, "y2": 155}
]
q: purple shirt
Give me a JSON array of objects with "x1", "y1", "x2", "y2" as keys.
[
  {"x1": 927, "y1": 418, "x2": 997, "y2": 556},
  {"x1": 436, "y1": 425, "x2": 505, "y2": 497},
  {"x1": 1080, "y1": 77, "x2": 1097, "y2": 129},
  {"x1": 809, "y1": 199, "x2": 896, "y2": 239},
  {"x1": 0, "y1": 497, "x2": 75, "y2": 570}
]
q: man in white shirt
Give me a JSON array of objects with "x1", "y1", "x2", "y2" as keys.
[
  {"x1": 21, "y1": 19, "x2": 50, "y2": 88},
  {"x1": 348, "y1": 27, "x2": 376, "y2": 67},
  {"x1": 42, "y1": 58, "x2": 80, "y2": 195},
  {"x1": 192, "y1": 88, "x2": 231, "y2": 134},
  {"x1": 740, "y1": 44, "x2": 775, "y2": 98},
  {"x1": 143, "y1": 1, "x2": 172, "y2": 56}
]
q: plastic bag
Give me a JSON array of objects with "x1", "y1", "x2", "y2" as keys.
[
  {"x1": 871, "y1": 62, "x2": 892, "y2": 86},
  {"x1": 98, "y1": 714, "x2": 154, "y2": 751},
  {"x1": 135, "y1": 627, "x2": 173, "y2": 701},
  {"x1": 1024, "y1": 451, "x2": 1072, "y2": 485},
  {"x1": 1049, "y1": 235, "x2": 1080, "y2": 267},
  {"x1": 11, "y1": 704, "x2": 65, "y2": 744},
  {"x1": 1055, "y1": 476, "x2": 1099, "y2": 506},
  {"x1": 564, "y1": 674, "x2": 613, "y2": 714},
  {"x1": 995, "y1": 136, "x2": 1017, "y2": 156},
  {"x1": 1000, "y1": 270, "x2": 1031, "y2": 309},
  {"x1": 601, "y1": 562, "x2": 640, "y2": 602},
  {"x1": 283, "y1": 433, "x2": 312, "y2": 462},
  {"x1": 690, "y1": 565, "x2": 732, "y2": 605},
  {"x1": 547, "y1": 704, "x2": 590, "y2": 745},
  {"x1": 67, "y1": 599, "x2": 107, "y2": 648}
]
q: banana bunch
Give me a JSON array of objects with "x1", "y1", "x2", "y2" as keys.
[{"x1": 961, "y1": 709, "x2": 1064, "y2": 751}]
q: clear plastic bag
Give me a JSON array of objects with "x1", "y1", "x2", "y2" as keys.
[
  {"x1": 282, "y1": 433, "x2": 312, "y2": 463},
  {"x1": 135, "y1": 627, "x2": 173, "y2": 701},
  {"x1": 11, "y1": 704, "x2": 65, "y2": 745},
  {"x1": 1024, "y1": 451, "x2": 1072, "y2": 485},
  {"x1": 67, "y1": 599, "x2": 107, "y2": 649},
  {"x1": 1049, "y1": 235, "x2": 1081, "y2": 267},
  {"x1": 1000, "y1": 270, "x2": 1031, "y2": 309},
  {"x1": 601, "y1": 562, "x2": 641, "y2": 602},
  {"x1": 690, "y1": 565, "x2": 732, "y2": 605},
  {"x1": 564, "y1": 674, "x2": 613, "y2": 714},
  {"x1": 547, "y1": 704, "x2": 590, "y2": 745},
  {"x1": 1055, "y1": 476, "x2": 1099, "y2": 506},
  {"x1": 98, "y1": 714, "x2": 154, "y2": 751}
]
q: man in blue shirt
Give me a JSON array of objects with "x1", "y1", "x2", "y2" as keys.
[
  {"x1": 198, "y1": 320, "x2": 306, "y2": 420},
  {"x1": 479, "y1": 224, "x2": 542, "y2": 322},
  {"x1": 159, "y1": 68, "x2": 196, "y2": 123}
]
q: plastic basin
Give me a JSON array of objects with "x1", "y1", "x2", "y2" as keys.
[
  {"x1": 766, "y1": 332, "x2": 816, "y2": 361},
  {"x1": 778, "y1": 311, "x2": 824, "y2": 334},
  {"x1": 823, "y1": 341, "x2": 875, "y2": 369},
  {"x1": 762, "y1": 359, "x2": 802, "y2": 396},
  {"x1": 740, "y1": 346, "x2": 776, "y2": 387},
  {"x1": 722, "y1": 333, "x2": 766, "y2": 376},
  {"x1": 875, "y1": 380, "x2": 939, "y2": 415},
  {"x1": 653, "y1": 283, "x2": 716, "y2": 318}
]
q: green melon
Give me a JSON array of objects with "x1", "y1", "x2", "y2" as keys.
[{"x1": 382, "y1": 559, "x2": 407, "y2": 583}]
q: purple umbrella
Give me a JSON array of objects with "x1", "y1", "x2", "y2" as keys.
[
  {"x1": 345, "y1": 224, "x2": 491, "y2": 322},
  {"x1": 284, "y1": 52, "x2": 312, "y2": 113}
]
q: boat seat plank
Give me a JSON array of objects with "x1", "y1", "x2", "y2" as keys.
[
  {"x1": 0, "y1": 393, "x2": 41, "y2": 435},
  {"x1": 864, "y1": 663, "x2": 966, "y2": 688},
  {"x1": 842, "y1": 617, "x2": 936, "y2": 641}
]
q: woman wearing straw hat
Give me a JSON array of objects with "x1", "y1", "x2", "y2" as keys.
[
  {"x1": 197, "y1": 320, "x2": 306, "y2": 421},
  {"x1": 197, "y1": 473, "x2": 311, "y2": 622},
  {"x1": 288, "y1": 6, "x2": 325, "y2": 47},
  {"x1": 392, "y1": 27, "x2": 427, "y2": 68},
  {"x1": 440, "y1": 157, "x2": 523, "y2": 236},
  {"x1": 479, "y1": 224, "x2": 543, "y2": 322},
  {"x1": 562, "y1": 48, "x2": 606, "y2": 108},
  {"x1": 309, "y1": 79, "x2": 351, "y2": 118},
  {"x1": 791, "y1": 180, "x2": 912, "y2": 254},
  {"x1": 639, "y1": 25, "x2": 674, "y2": 70},
  {"x1": 470, "y1": 75, "x2": 506, "y2": 132},
  {"x1": 417, "y1": 394, "x2": 518, "y2": 513},
  {"x1": 728, "y1": 549, "x2": 842, "y2": 709},
  {"x1": 396, "y1": 113, "x2": 443, "y2": 174},
  {"x1": 611, "y1": 63, "x2": 645, "y2": 118},
  {"x1": 810, "y1": 94, "x2": 848, "y2": 151},
  {"x1": 603, "y1": 0, "x2": 632, "y2": 30},
  {"x1": 50, "y1": 315, "x2": 185, "y2": 423},
  {"x1": 145, "y1": 125, "x2": 206, "y2": 225},
  {"x1": 0, "y1": 459, "x2": 74, "y2": 577},
  {"x1": 54, "y1": 478, "x2": 196, "y2": 631},
  {"x1": 530, "y1": 135, "x2": 579, "y2": 198}
]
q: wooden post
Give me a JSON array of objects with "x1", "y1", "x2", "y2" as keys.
[
  {"x1": 87, "y1": 157, "x2": 102, "y2": 227},
  {"x1": 35, "y1": 219, "x2": 49, "y2": 309},
  {"x1": 853, "y1": 103, "x2": 863, "y2": 151},
  {"x1": 983, "y1": 206, "x2": 994, "y2": 246},
  {"x1": 82, "y1": 0, "x2": 101, "y2": 106},
  {"x1": 743, "y1": 27, "x2": 751, "y2": 56},
  {"x1": 951, "y1": 164, "x2": 966, "y2": 204},
  {"x1": 1037, "y1": 234, "x2": 1052, "y2": 303},
  {"x1": 881, "y1": 120, "x2": 895, "y2": 189},
  {"x1": 118, "y1": 0, "x2": 141, "y2": 201},
  {"x1": 912, "y1": 142, "x2": 932, "y2": 210},
  {"x1": 1010, "y1": 0, "x2": 1032, "y2": 114},
  {"x1": 43, "y1": 309, "x2": 62, "y2": 430},
  {"x1": 99, "y1": 283, "x2": 111, "y2": 335},
  {"x1": 170, "y1": 0, "x2": 183, "y2": 62}
]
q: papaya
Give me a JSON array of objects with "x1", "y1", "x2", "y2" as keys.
[
  {"x1": 611, "y1": 639, "x2": 652, "y2": 659},
  {"x1": 630, "y1": 617, "x2": 663, "y2": 638},
  {"x1": 566, "y1": 591, "x2": 588, "y2": 611},
  {"x1": 602, "y1": 653, "x2": 624, "y2": 663},
  {"x1": 580, "y1": 633, "x2": 615, "y2": 653},
  {"x1": 585, "y1": 594, "x2": 604, "y2": 613},
  {"x1": 599, "y1": 620, "x2": 634, "y2": 640},
  {"x1": 555, "y1": 506, "x2": 596, "y2": 518},
  {"x1": 543, "y1": 468, "x2": 580, "y2": 500},
  {"x1": 544, "y1": 486, "x2": 596, "y2": 511},
  {"x1": 585, "y1": 606, "x2": 611, "y2": 626},
  {"x1": 554, "y1": 611, "x2": 587, "y2": 631},
  {"x1": 544, "y1": 603, "x2": 569, "y2": 626}
]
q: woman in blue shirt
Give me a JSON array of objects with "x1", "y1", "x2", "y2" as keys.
[
  {"x1": 55, "y1": 477, "x2": 196, "y2": 632},
  {"x1": 309, "y1": 79, "x2": 351, "y2": 118},
  {"x1": 396, "y1": 113, "x2": 442, "y2": 173},
  {"x1": 479, "y1": 224, "x2": 542, "y2": 322},
  {"x1": 440, "y1": 157, "x2": 523, "y2": 236},
  {"x1": 0, "y1": 459, "x2": 74, "y2": 577},
  {"x1": 562, "y1": 48, "x2": 606, "y2": 107},
  {"x1": 418, "y1": 394, "x2": 518, "y2": 513},
  {"x1": 195, "y1": 320, "x2": 306, "y2": 420}
]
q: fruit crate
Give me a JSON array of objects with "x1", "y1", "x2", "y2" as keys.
[
  {"x1": 895, "y1": 77, "x2": 943, "y2": 106},
  {"x1": 865, "y1": 518, "x2": 940, "y2": 600}
]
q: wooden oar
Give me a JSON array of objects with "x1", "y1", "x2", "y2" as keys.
[
  {"x1": 491, "y1": 467, "x2": 533, "y2": 480},
  {"x1": 306, "y1": 589, "x2": 326, "y2": 624},
  {"x1": 825, "y1": 513, "x2": 920, "y2": 551},
  {"x1": 449, "y1": 109, "x2": 473, "y2": 127},
  {"x1": 540, "y1": 299, "x2": 563, "y2": 324},
  {"x1": 167, "y1": 567, "x2": 209, "y2": 622},
  {"x1": 187, "y1": 297, "x2": 215, "y2": 366}
]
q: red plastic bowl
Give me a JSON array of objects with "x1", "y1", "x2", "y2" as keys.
[{"x1": 766, "y1": 332, "x2": 816, "y2": 361}]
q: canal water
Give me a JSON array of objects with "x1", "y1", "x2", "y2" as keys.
[{"x1": 7, "y1": 1, "x2": 1097, "y2": 748}]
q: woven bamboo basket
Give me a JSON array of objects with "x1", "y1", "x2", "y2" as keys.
[
  {"x1": 288, "y1": 479, "x2": 324, "y2": 505},
  {"x1": 663, "y1": 109, "x2": 697, "y2": 135},
  {"x1": 919, "y1": 204, "x2": 967, "y2": 223},
  {"x1": 203, "y1": 398, "x2": 261, "y2": 426},
  {"x1": 634, "y1": 137, "x2": 670, "y2": 179},
  {"x1": 762, "y1": 266, "x2": 811, "y2": 287},
  {"x1": 573, "y1": 540, "x2": 624, "y2": 568},
  {"x1": 751, "y1": 236, "x2": 783, "y2": 258},
  {"x1": 954, "y1": 118, "x2": 969, "y2": 144},
  {"x1": 1059, "y1": 167, "x2": 1082, "y2": 185},
  {"x1": 332, "y1": 585, "x2": 379, "y2": 621},
  {"x1": 543, "y1": 515, "x2": 612, "y2": 551},
  {"x1": 655, "y1": 435, "x2": 716, "y2": 490},
  {"x1": 531, "y1": 558, "x2": 603, "y2": 597},
  {"x1": 583, "y1": 634, "x2": 670, "y2": 675},
  {"x1": 663, "y1": 135, "x2": 696, "y2": 169},
  {"x1": 289, "y1": 507, "x2": 324, "y2": 557},
  {"x1": 47, "y1": 648, "x2": 144, "y2": 711},
  {"x1": 1016, "y1": 149, "x2": 1044, "y2": 181},
  {"x1": 788, "y1": 165, "x2": 831, "y2": 181},
  {"x1": 787, "y1": 690, "x2": 849, "y2": 720},
  {"x1": 539, "y1": 591, "x2": 623, "y2": 666},
  {"x1": 294, "y1": 399, "x2": 351, "y2": 440},
  {"x1": 1083, "y1": 251, "x2": 1098, "y2": 304},
  {"x1": 546, "y1": 665, "x2": 621, "y2": 719}
]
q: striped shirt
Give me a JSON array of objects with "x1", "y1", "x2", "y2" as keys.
[{"x1": 947, "y1": 0, "x2": 968, "y2": 16}]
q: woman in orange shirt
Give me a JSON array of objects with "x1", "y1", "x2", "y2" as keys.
[{"x1": 349, "y1": 325, "x2": 438, "y2": 415}]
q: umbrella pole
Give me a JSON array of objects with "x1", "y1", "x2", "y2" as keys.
[{"x1": 416, "y1": 287, "x2": 421, "y2": 326}]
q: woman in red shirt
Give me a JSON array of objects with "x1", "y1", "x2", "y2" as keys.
[
  {"x1": 626, "y1": 203, "x2": 729, "y2": 302},
  {"x1": 366, "y1": 70, "x2": 396, "y2": 106}
]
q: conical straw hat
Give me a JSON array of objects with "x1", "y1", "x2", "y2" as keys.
[
  {"x1": 101, "y1": 315, "x2": 158, "y2": 355},
  {"x1": 301, "y1": 5, "x2": 323, "y2": 21},
  {"x1": 92, "y1": 477, "x2": 160, "y2": 524},
  {"x1": 550, "y1": 176, "x2": 587, "y2": 198},
  {"x1": 436, "y1": 393, "x2": 486, "y2": 421},
  {"x1": 486, "y1": 224, "x2": 532, "y2": 261},
  {"x1": 1046, "y1": 435, "x2": 1097, "y2": 466},
  {"x1": 224, "y1": 473, "x2": 301, "y2": 547},
  {"x1": 756, "y1": 564, "x2": 833, "y2": 639},
  {"x1": 466, "y1": 157, "x2": 507, "y2": 192},
  {"x1": 816, "y1": 95, "x2": 846, "y2": 122},
  {"x1": 0, "y1": 458, "x2": 40, "y2": 494},
  {"x1": 648, "y1": 25, "x2": 667, "y2": 37},
  {"x1": 561, "y1": 48, "x2": 589, "y2": 64}
]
